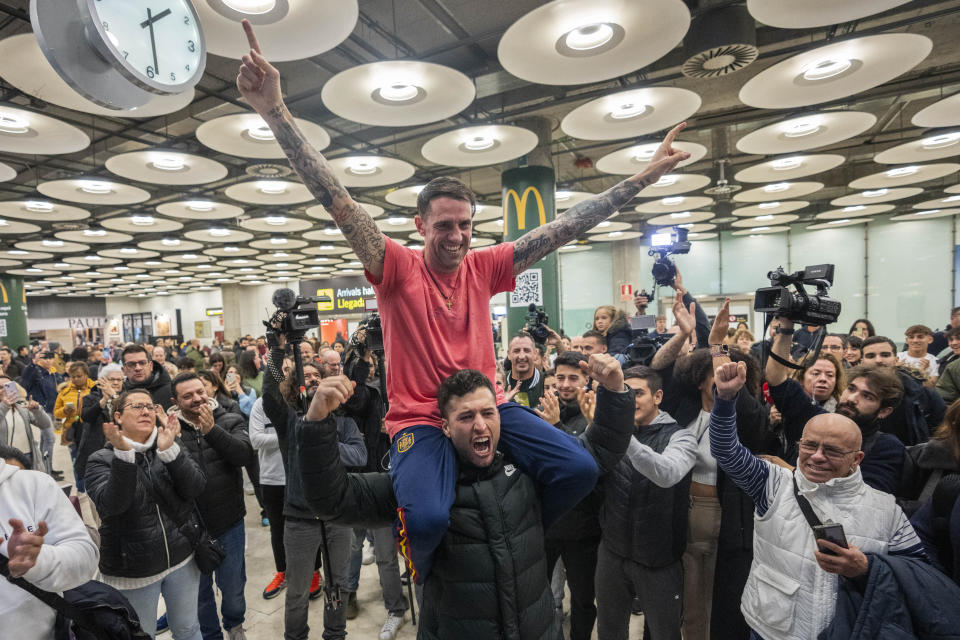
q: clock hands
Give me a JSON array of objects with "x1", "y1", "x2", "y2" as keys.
[{"x1": 141, "y1": 7, "x2": 172, "y2": 75}]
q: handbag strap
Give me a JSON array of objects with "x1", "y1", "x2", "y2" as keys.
[
  {"x1": 0, "y1": 553, "x2": 89, "y2": 623},
  {"x1": 792, "y1": 475, "x2": 824, "y2": 529}
]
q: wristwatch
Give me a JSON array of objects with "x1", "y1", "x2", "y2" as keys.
[{"x1": 710, "y1": 344, "x2": 730, "y2": 357}]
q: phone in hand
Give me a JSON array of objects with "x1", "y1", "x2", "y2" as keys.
[
  {"x1": 65, "y1": 401, "x2": 75, "y2": 411},
  {"x1": 225, "y1": 372, "x2": 237, "y2": 384},
  {"x1": 4, "y1": 380, "x2": 17, "y2": 401},
  {"x1": 813, "y1": 523, "x2": 849, "y2": 556}
]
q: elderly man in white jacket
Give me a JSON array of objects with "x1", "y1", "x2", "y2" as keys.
[
  {"x1": 708, "y1": 361, "x2": 926, "y2": 640},
  {"x1": 0, "y1": 450, "x2": 99, "y2": 639}
]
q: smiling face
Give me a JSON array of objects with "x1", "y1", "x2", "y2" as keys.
[
  {"x1": 508, "y1": 336, "x2": 536, "y2": 379},
  {"x1": 803, "y1": 358, "x2": 837, "y2": 403},
  {"x1": 441, "y1": 387, "x2": 500, "y2": 468},
  {"x1": 555, "y1": 364, "x2": 585, "y2": 402},
  {"x1": 173, "y1": 377, "x2": 208, "y2": 418},
  {"x1": 797, "y1": 414, "x2": 864, "y2": 483},
  {"x1": 904, "y1": 331, "x2": 933, "y2": 357},
  {"x1": 113, "y1": 391, "x2": 160, "y2": 442},
  {"x1": 415, "y1": 196, "x2": 473, "y2": 275}
]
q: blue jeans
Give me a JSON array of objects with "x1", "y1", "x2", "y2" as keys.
[
  {"x1": 345, "y1": 528, "x2": 369, "y2": 593},
  {"x1": 121, "y1": 559, "x2": 202, "y2": 639},
  {"x1": 389, "y1": 402, "x2": 598, "y2": 584},
  {"x1": 197, "y1": 521, "x2": 246, "y2": 639}
]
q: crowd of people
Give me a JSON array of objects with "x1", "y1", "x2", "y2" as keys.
[{"x1": 2, "y1": 21, "x2": 960, "y2": 640}]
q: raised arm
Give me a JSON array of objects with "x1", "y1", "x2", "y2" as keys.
[
  {"x1": 236, "y1": 21, "x2": 386, "y2": 279},
  {"x1": 764, "y1": 316, "x2": 795, "y2": 386},
  {"x1": 650, "y1": 295, "x2": 695, "y2": 370},
  {"x1": 512, "y1": 123, "x2": 691, "y2": 275}
]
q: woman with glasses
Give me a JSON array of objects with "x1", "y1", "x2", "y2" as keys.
[{"x1": 85, "y1": 389, "x2": 207, "y2": 639}]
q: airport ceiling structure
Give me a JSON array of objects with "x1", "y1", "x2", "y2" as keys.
[{"x1": 0, "y1": 0, "x2": 959, "y2": 298}]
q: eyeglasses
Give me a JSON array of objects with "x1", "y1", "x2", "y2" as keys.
[
  {"x1": 797, "y1": 439, "x2": 859, "y2": 461},
  {"x1": 822, "y1": 345, "x2": 843, "y2": 351},
  {"x1": 123, "y1": 359, "x2": 149, "y2": 368},
  {"x1": 122, "y1": 402, "x2": 156, "y2": 413}
]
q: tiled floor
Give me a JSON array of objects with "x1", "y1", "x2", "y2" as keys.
[{"x1": 59, "y1": 442, "x2": 645, "y2": 639}]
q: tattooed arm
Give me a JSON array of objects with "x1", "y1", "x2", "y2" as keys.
[
  {"x1": 236, "y1": 20, "x2": 386, "y2": 279},
  {"x1": 513, "y1": 123, "x2": 691, "y2": 275}
]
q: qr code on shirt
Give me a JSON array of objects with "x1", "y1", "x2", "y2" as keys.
[{"x1": 510, "y1": 269, "x2": 543, "y2": 307}]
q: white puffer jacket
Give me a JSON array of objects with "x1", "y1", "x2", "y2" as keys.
[{"x1": 741, "y1": 467, "x2": 899, "y2": 640}]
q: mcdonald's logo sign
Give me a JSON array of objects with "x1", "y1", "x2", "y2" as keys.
[
  {"x1": 503, "y1": 186, "x2": 547, "y2": 231},
  {"x1": 0, "y1": 283, "x2": 7, "y2": 304}
]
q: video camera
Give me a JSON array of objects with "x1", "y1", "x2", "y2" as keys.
[
  {"x1": 625, "y1": 315, "x2": 672, "y2": 367},
  {"x1": 648, "y1": 226, "x2": 691, "y2": 287},
  {"x1": 265, "y1": 288, "x2": 331, "y2": 347},
  {"x1": 525, "y1": 303, "x2": 550, "y2": 344},
  {"x1": 351, "y1": 313, "x2": 384, "y2": 354},
  {"x1": 754, "y1": 264, "x2": 841, "y2": 326}
]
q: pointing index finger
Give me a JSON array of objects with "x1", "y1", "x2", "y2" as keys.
[
  {"x1": 242, "y1": 19, "x2": 262, "y2": 55},
  {"x1": 663, "y1": 122, "x2": 686, "y2": 146}
]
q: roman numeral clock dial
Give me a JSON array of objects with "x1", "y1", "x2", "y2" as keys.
[{"x1": 30, "y1": 0, "x2": 207, "y2": 109}]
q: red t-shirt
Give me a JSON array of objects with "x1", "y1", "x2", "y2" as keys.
[{"x1": 366, "y1": 237, "x2": 515, "y2": 439}]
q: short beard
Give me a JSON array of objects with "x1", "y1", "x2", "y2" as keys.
[{"x1": 836, "y1": 401, "x2": 880, "y2": 435}]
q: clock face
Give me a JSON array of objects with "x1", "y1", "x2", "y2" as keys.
[{"x1": 81, "y1": 0, "x2": 205, "y2": 94}]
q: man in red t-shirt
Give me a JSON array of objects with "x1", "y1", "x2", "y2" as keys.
[{"x1": 237, "y1": 21, "x2": 691, "y2": 583}]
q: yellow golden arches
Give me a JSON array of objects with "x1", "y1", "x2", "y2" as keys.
[
  {"x1": 0, "y1": 282, "x2": 8, "y2": 304},
  {"x1": 503, "y1": 186, "x2": 547, "y2": 231}
]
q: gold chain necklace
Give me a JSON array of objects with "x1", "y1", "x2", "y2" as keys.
[{"x1": 423, "y1": 254, "x2": 458, "y2": 310}]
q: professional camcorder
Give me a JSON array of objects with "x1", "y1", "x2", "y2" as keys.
[
  {"x1": 754, "y1": 264, "x2": 841, "y2": 325},
  {"x1": 625, "y1": 315, "x2": 672, "y2": 367},
  {"x1": 351, "y1": 313, "x2": 384, "y2": 354},
  {"x1": 265, "y1": 288, "x2": 327, "y2": 342},
  {"x1": 525, "y1": 303, "x2": 550, "y2": 344},
  {"x1": 648, "y1": 227, "x2": 691, "y2": 287}
]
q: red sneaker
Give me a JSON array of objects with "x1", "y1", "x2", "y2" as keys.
[
  {"x1": 309, "y1": 570, "x2": 324, "y2": 600},
  {"x1": 263, "y1": 571, "x2": 285, "y2": 600}
]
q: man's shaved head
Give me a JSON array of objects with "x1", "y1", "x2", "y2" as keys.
[{"x1": 797, "y1": 413, "x2": 865, "y2": 484}]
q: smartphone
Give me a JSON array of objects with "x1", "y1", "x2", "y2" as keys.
[
  {"x1": 65, "y1": 401, "x2": 75, "y2": 411},
  {"x1": 4, "y1": 380, "x2": 17, "y2": 400},
  {"x1": 813, "y1": 523, "x2": 849, "y2": 556},
  {"x1": 225, "y1": 372, "x2": 237, "y2": 384}
]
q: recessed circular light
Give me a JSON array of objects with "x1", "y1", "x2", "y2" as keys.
[
  {"x1": 24, "y1": 201, "x2": 54, "y2": 213},
  {"x1": 670, "y1": 211, "x2": 691, "y2": 219},
  {"x1": 258, "y1": 181, "x2": 287, "y2": 195},
  {"x1": 885, "y1": 166, "x2": 919, "y2": 178},
  {"x1": 161, "y1": 237, "x2": 181, "y2": 246},
  {"x1": 131, "y1": 215, "x2": 155, "y2": 226},
  {"x1": 79, "y1": 181, "x2": 113, "y2": 195},
  {"x1": 209, "y1": 228, "x2": 231, "y2": 237},
  {"x1": 224, "y1": 245, "x2": 240, "y2": 253},
  {"x1": 463, "y1": 135, "x2": 495, "y2": 151},
  {"x1": 152, "y1": 157, "x2": 185, "y2": 171},
  {"x1": 653, "y1": 175, "x2": 678, "y2": 187},
  {"x1": 771, "y1": 157, "x2": 803, "y2": 170},
  {"x1": 564, "y1": 23, "x2": 615, "y2": 51},
  {"x1": 187, "y1": 200, "x2": 215, "y2": 212},
  {"x1": 843, "y1": 205, "x2": 866, "y2": 212},
  {"x1": 922, "y1": 133, "x2": 960, "y2": 149},
  {"x1": 83, "y1": 228, "x2": 107, "y2": 237},
  {"x1": 783, "y1": 120, "x2": 821, "y2": 138},
  {"x1": 763, "y1": 183, "x2": 790, "y2": 193},
  {"x1": 862, "y1": 188, "x2": 888, "y2": 198},
  {"x1": 662, "y1": 196, "x2": 685, "y2": 205},
  {"x1": 758, "y1": 202, "x2": 781, "y2": 209},
  {"x1": 265, "y1": 216, "x2": 287, "y2": 226},
  {"x1": 222, "y1": 0, "x2": 277, "y2": 14},
  {"x1": 379, "y1": 83, "x2": 419, "y2": 102},
  {"x1": 801, "y1": 58, "x2": 852, "y2": 81},
  {"x1": 0, "y1": 113, "x2": 29, "y2": 134},
  {"x1": 609, "y1": 102, "x2": 648, "y2": 120}
]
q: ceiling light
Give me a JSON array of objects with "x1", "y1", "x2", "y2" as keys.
[
  {"x1": 843, "y1": 205, "x2": 866, "y2": 212},
  {"x1": 662, "y1": 196, "x2": 684, "y2": 206},
  {"x1": 751, "y1": 226, "x2": 771, "y2": 231},
  {"x1": 231, "y1": 259, "x2": 249, "y2": 265},
  {"x1": 269, "y1": 236, "x2": 288, "y2": 245},
  {"x1": 378, "y1": 83, "x2": 419, "y2": 102},
  {"x1": 239, "y1": 268, "x2": 254, "y2": 273},
  {"x1": 187, "y1": 200, "x2": 215, "y2": 212},
  {"x1": 463, "y1": 135, "x2": 495, "y2": 151},
  {"x1": 609, "y1": 103, "x2": 648, "y2": 119},
  {"x1": 181, "y1": 254, "x2": 198, "y2": 260},
  {"x1": 25, "y1": 267, "x2": 42, "y2": 273},
  {"x1": 886, "y1": 166, "x2": 919, "y2": 178},
  {"x1": 246, "y1": 120, "x2": 275, "y2": 141},
  {"x1": 564, "y1": 23, "x2": 614, "y2": 51},
  {"x1": 119, "y1": 247, "x2": 138, "y2": 254},
  {"x1": 161, "y1": 237, "x2": 181, "y2": 246},
  {"x1": 113, "y1": 266, "x2": 130, "y2": 271},
  {"x1": 598, "y1": 221, "x2": 611, "y2": 228},
  {"x1": 670, "y1": 212, "x2": 691, "y2": 219},
  {"x1": 755, "y1": 215, "x2": 774, "y2": 221},
  {"x1": 131, "y1": 215, "x2": 155, "y2": 226},
  {"x1": 163, "y1": 269, "x2": 180, "y2": 274},
  {"x1": 494, "y1": 219, "x2": 504, "y2": 227},
  {"x1": 83, "y1": 228, "x2": 107, "y2": 237},
  {"x1": 828, "y1": 219, "x2": 851, "y2": 224},
  {"x1": 763, "y1": 182, "x2": 790, "y2": 193},
  {"x1": 7, "y1": 250, "x2": 28, "y2": 255},
  {"x1": 607, "y1": 231, "x2": 623, "y2": 238},
  {"x1": 921, "y1": 133, "x2": 960, "y2": 149},
  {"x1": 323, "y1": 228, "x2": 342, "y2": 235},
  {"x1": 758, "y1": 202, "x2": 781, "y2": 209},
  {"x1": 555, "y1": 190, "x2": 573, "y2": 201},
  {"x1": 633, "y1": 148, "x2": 657, "y2": 162},
  {"x1": 83, "y1": 254, "x2": 101, "y2": 261},
  {"x1": 208, "y1": 227, "x2": 231, "y2": 237},
  {"x1": 783, "y1": 120, "x2": 821, "y2": 137},
  {"x1": 265, "y1": 216, "x2": 287, "y2": 226},
  {"x1": 215, "y1": 278, "x2": 231, "y2": 282},
  {"x1": 943, "y1": 195, "x2": 960, "y2": 203},
  {"x1": 801, "y1": 58, "x2": 852, "y2": 81},
  {"x1": 197, "y1": 264, "x2": 213, "y2": 269},
  {"x1": 224, "y1": 245, "x2": 240, "y2": 252},
  {"x1": 144, "y1": 260, "x2": 162, "y2": 266},
  {"x1": 273, "y1": 251, "x2": 290, "y2": 258},
  {"x1": 53, "y1": 262, "x2": 68, "y2": 268},
  {"x1": 42, "y1": 239, "x2": 64, "y2": 247},
  {"x1": 24, "y1": 201, "x2": 54, "y2": 213},
  {"x1": 387, "y1": 217, "x2": 407, "y2": 225},
  {"x1": 0, "y1": 113, "x2": 29, "y2": 134},
  {"x1": 677, "y1": 223, "x2": 694, "y2": 229},
  {"x1": 152, "y1": 156, "x2": 185, "y2": 171},
  {"x1": 258, "y1": 181, "x2": 287, "y2": 195},
  {"x1": 79, "y1": 181, "x2": 113, "y2": 194},
  {"x1": 0, "y1": 219, "x2": 8, "y2": 227},
  {"x1": 916, "y1": 209, "x2": 940, "y2": 215},
  {"x1": 749, "y1": 234, "x2": 762, "y2": 238},
  {"x1": 771, "y1": 157, "x2": 803, "y2": 171},
  {"x1": 653, "y1": 175, "x2": 678, "y2": 187},
  {"x1": 862, "y1": 188, "x2": 888, "y2": 198},
  {"x1": 347, "y1": 159, "x2": 378, "y2": 175},
  {"x1": 222, "y1": 0, "x2": 277, "y2": 15},
  {"x1": 275, "y1": 262, "x2": 292, "y2": 268}
]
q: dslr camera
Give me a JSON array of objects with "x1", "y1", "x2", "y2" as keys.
[
  {"x1": 649, "y1": 227, "x2": 691, "y2": 287},
  {"x1": 525, "y1": 303, "x2": 550, "y2": 344},
  {"x1": 754, "y1": 264, "x2": 841, "y2": 325}
]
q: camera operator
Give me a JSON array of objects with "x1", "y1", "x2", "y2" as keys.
[
  {"x1": 262, "y1": 334, "x2": 366, "y2": 640},
  {"x1": 766, "y1": 318, "x2": 907, "y2": 494}
]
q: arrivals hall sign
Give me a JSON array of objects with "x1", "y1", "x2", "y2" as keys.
[{"x1": 299, "y1": 276, "x2": 376, "y2": 316}]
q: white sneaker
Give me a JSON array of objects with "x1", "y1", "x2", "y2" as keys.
[
  {"x1": 362, "y1": 543, "x2": 376, "y2": 566},
  {"x1": 379, "y1": 613, "x2": 405, "y2": 640}
]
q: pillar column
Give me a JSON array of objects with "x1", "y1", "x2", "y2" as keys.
[
  {"x1": 502, "y1": 116, "x2": 558, "y2": 340},
  {"x1": 0, "y1": 277, "x2": 28, "y2": 347}
]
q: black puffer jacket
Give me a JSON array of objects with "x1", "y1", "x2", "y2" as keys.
[
  {"x1": 124, "y1": 361, "x2": 174, "y2": 410},
  {"x1": 176, "y1": 405, "x2": 252, "y2": 537},
  {"x1": 297, "y1": 385, "x2": 634, "y2": 639},
  {"x1": 546, "y1": 400, "x2": 600, "y2": 542},
  {"x1": 605, "y1": 316, "x2": 633, "y2": 356},
  {"x1": 85, "y1": 440, "x2": 206, "y2": 578}
]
